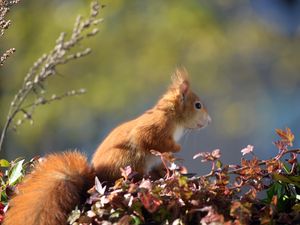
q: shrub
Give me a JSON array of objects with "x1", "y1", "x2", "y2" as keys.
[{"x1": 68, "y1": 128, "x2": 300, "y2": 225}]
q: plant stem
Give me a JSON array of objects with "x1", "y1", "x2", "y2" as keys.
[
  {"x1": 227, "y1": 149, "x2": 300, "y2": 174},
  {"x1": 0, "y1": 115, "x2": 13, "y2": 152},
  {"x1": 0, "y1": 84, "x2": 33, "y2": 152},
  {"x1": 0, "y1": 1, "x2": 102, "y2": 153},
  {"x1": 196, "y1": 149, "x2": 300, "y2": 180}
]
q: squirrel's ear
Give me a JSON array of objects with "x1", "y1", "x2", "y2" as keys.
[{"x1": 171, "y1": 67, "x2": 190, "y2": 98}]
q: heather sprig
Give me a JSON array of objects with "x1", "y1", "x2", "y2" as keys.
[
  {"x1": 0, "y1": 0, "x2": 20, "y2": 66},
  {"x1": 0, "y1": 1, "x2": 104, "y2": 152}
]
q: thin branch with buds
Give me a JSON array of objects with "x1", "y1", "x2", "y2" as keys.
[
  {"x1": 0, "y1": 1, "x2": 104, "y2": 152},
  {"x1": 0, "y1": 0, "x2": 20, "y2": 66}
]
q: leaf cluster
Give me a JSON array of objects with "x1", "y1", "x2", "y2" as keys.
[
  {"x1": 0, "y1": 156, "x2": 36, "y2": 223},
  {"x1": 68, "y1": 128, "x2": 300, "y2": 225},
  {"x1": 0, "y1": 129, "x2": 299, "y2": 224}
]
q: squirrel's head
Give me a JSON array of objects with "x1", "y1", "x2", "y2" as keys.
[{"x1": 168, "y1": 68, "x2": 211, "y2": 130}]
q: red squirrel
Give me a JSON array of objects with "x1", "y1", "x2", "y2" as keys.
[{"x1": 4, "y1": 68, "x2": 211, "y2": 225}]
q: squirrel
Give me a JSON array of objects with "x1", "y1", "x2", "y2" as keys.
[{"x1": 3, "y1": 68, "x2": 211, "y2": 225}]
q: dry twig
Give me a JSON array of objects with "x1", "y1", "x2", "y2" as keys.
[
  {"x1": 0, "y1": 1, "x2": 104, "y2": 152},
  {"x1": 0, "y1": 0, "x2": 20, "y2": 66}
]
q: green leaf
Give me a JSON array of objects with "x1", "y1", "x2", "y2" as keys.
[
  {"x1": 8, "y1": 159, "x2": 25, "y2": 185},
  {"x1": 216, "y1": 160, "x2": 222, "y2": 169},
  {"x1": 67, "y1": 209, "x2": 81, "y2": 224},
  {"x1": 282, "y1": 163, "x2": 290, "y2": 173},
  {"x1": 131, "y1": 215, "x2": 142, "y2": 225},
  {"x1": 288, "y1": 176, "x2": 300, "y2": 182},
  {"x1": 275, "y1": 183, "x2": 285, "y2": 200},
  {"x1": 178, "y1": 176, "x2": 188, "y2": 187},
  {"x1": 132, "y1": 201, "x2": 143, "y2": 219},
  {"x1": 267, "y1": 182, "x2": 284, "y2": 201},
  {"x1": 110, "y1": 210, "x2": 121, "y2": 219},
  {"x1": 0, "y1": 159, "x2": 10, "y2": 167},
  {"x1": 292, "y1": 203, "x2": 300, "y2": 212},
  {"x1": 273, "y1": 174, "x2": 300, "y2": 188},
  {"x1": 1, "y1": 190, "x2": 8, "y2": 202},
  {"x1": 273, "y1": 174, "x2": 292, "y2": 184}
]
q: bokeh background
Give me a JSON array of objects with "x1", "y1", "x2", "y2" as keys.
[{"x1": 1, "y1": 0, "x2": 300, "y2": 175}]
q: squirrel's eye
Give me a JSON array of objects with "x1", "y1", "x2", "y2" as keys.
[{"x1": 194, "y1": 101, "x2": 202, "y2": 110}]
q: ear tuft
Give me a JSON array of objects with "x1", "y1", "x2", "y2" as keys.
[
  {"x1": 180, "y1": 80, "x2": 189, "y2": 97},
  {"x1": 171, "y1": 67, "x2": 190, "y2": 96}
]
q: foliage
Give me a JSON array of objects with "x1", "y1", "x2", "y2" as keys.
[
  {"x1": 0, "y1": 156, "x2": 36, "y2": 223},
  {"x1": 66, "y1": 128, "x2": 300, "y2": 225},
  {"x1": 0, "y1": 129, "x2": 299, "y2": 224}
]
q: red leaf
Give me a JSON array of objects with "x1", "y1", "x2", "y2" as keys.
[
  {"x1": 276, "y1": 128, "x2": 294, "y2": 146},
  {"x1": 139, "y1": 192, "x2": 162, "y2": 213}
]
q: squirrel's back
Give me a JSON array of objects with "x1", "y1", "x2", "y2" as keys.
[{"x1": 4, "y1": 151, "x2": 94, "y2": 225}]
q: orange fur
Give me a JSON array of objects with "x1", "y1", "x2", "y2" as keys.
[
  {"x1": 4, "y1": 68, "x2": 211, "y2": 225},
  {"x1": 4, "y1": 152, "x2": 94, "y2": 225},
  {"x1": 92, "y1": 68, "x2": 211, "y2": 181}
]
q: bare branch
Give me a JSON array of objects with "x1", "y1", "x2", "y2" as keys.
[
  {"x1": 0, "y1": 0, "x2": 20, "y2": 66},
  {"x1": 0, "y1": 1, "x2": 104, "y2": 152}
]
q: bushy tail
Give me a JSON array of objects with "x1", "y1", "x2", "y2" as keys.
[{"x1": 4, "y1": 151, "x2": 94, "y2": 225}]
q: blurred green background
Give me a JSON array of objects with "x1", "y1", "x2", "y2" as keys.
[{"x1": 1, "y1": 0, "x2": 300, "y2": 174}]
